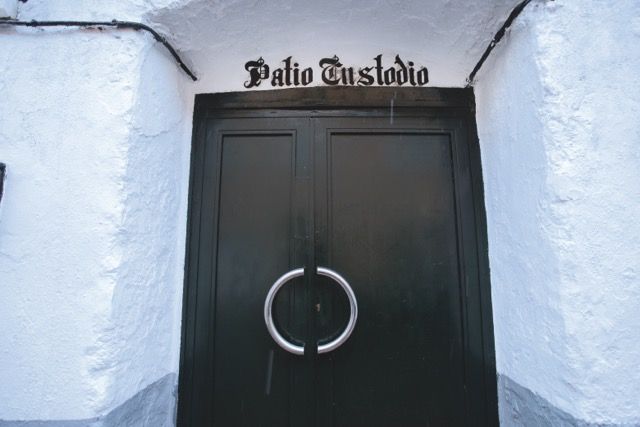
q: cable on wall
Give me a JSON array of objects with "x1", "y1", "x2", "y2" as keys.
[
  {"x1": 0, "y1": 163, "x2": 5, "y2": 207},
  {"x1": 466, "y1": 0, "x2": 537, "y2": 86},
  {"x1": 0, "y1": 19, "x2": 197, "y2": 81}
]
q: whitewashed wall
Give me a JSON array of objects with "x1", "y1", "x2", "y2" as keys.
[
  {"x1": 475, "y1": 1, "x2": 640, "y2": 425},
  {"x1": 1, "y1": 0, "x2": 639, "y2": 425},
  {"x1": 0, "y1": 0, "x2": 516, "y2": 424},
  {"x1": 0, "y1": 2, "x2": 191, "y2": 424}
]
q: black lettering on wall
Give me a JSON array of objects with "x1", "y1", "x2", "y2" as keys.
[
  {"x1": 244, "y1": 57, "x2": 270, "y2": 88},
  {"x1": 417, "y1": 67, "x2": 429, "y2": 85},
  {"x1": 383, "y1": 68, "x2": 396, "y2": 85},
  {"x1": 395, "y1": 55, "x2": 408, "y2": 86},
  {"x1": 357, "y1": 67, "x2": 374, "y2": 86},
  {"x1": 408, "y1": 61, "x2": 417, "y2": 86},
  {"x1": 244, "y1": 54, "x2": 429, "y2": 88},
  {"x1": 319, "y1": 55, "x2": 342, "y2": 85},
  {"x1": 374, "y1": 54, "x2": 384, "y2": 85},
  {"x1": 301, "y1": 68, "x2": 313, "y2": 85}
]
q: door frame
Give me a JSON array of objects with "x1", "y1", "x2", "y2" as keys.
[{"x1": 178, "y1": 86, "x2": 498, "y2": 426}]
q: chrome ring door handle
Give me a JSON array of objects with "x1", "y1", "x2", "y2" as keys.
[
  {"x1": 264, "y1": 267, "x2": 358, "y2": 355},
  {"x1": 264, "y1": 268, "x2": 305, "y2": 355},
  {"x1": 316, "y1": 267, "x2": 358, "y2": 354}
]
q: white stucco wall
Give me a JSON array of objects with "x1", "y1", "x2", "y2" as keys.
[
  {"x1": 2, "y1": 0, "x2": 639, "y2": 425},
  {"x1": 0, "y1": 4, "x2": 191, "y2": 421},
  {"x1": 0, "y1": 0, "x2": 17, "y2": 19},
  {"x1": 0, "y1": 0, "x2": 521, "y2": 421},
  {"x1": 475, "y1": 1, "x2": 640, "y2": 424},
  {"x1": 146, "y1": 0, "x2": 518, "y2": 91}
]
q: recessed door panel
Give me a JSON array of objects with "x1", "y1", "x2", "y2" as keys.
[
  {"x1": 179, "y1": 118, "x2": 314, "y2": 427},
  {"x1": 213, "y1": 133, "x2": 295, "y2": 426},
  {"x1": 314, "y1": 124, "x2": 465, "y2": 426},
  {"x1": 180, "y1": 90, "x2": 498, "y2": 427}
]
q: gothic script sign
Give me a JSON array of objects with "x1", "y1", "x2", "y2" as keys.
[{"x1": 244, "y1": 54, "x2": 428, "y2": 88}]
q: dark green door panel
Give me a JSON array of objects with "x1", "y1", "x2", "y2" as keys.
[
  {"x1": 212, "y1": 133, "x2": 296, "y2": 426},
  {"x1": 178, "y1": 118, "x2": 314, "y2": 426},
  {"x1": 313, "y1": 121, "x2": 465, "y2": 426},
  {"x1": 178, "y1": 88, "x2": 498, "y2": 427}
]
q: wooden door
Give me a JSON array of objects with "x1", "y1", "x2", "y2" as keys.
[{"x1": 178, "y1": 88, "x2": 498, "y2": 427}]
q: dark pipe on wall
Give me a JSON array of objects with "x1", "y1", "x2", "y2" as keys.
[
  {"x1": 0, "y1": 19, "x2": 197, "y2": 81},
  {"x1": 0, "y1": 163, "x2": 5, "y2": 206},
  {"x1": 466, "y1": 0, "x2": 538, "y2": 86}
]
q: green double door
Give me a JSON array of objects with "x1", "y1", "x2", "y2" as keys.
[{"x1": 179, "y1": 93, "x2": 497, "y2": 426}]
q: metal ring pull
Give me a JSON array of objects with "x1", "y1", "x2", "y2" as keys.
[
  {"x1": 316, "y1": 267, "x2": 358, "y2": 354},
  {"x1": 264, "y1": 268, "x2": 306, "y2": 355},
  {"x1": 264, "y1": 267, "x2": 358, "y2": 355}
]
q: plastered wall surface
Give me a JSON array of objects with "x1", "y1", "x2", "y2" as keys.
[
  {"x1": 0, "y1": 2, "x2": 192, "y2": 422},
  {"x1": 475, "y1": 1, "x2": 640, "y2": 425},
  {"x1": 145, "y1": 0, "x2": 519, "y2": 91},
  {"x1": 0, "y1": 31, "x2": 145, "y2": 420},
  {"x1": 0, "y1": 0, "x2": 520, "y2": 422},
  {"x1": 1, "y1": 0, "x2": 639, "y2": 425},
  {"x1": 0, "y1": 0, "x2": 17, "y2": 19},
  {"x1": 15, "y1": 0, "x2": 521, "y2": 91}
]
